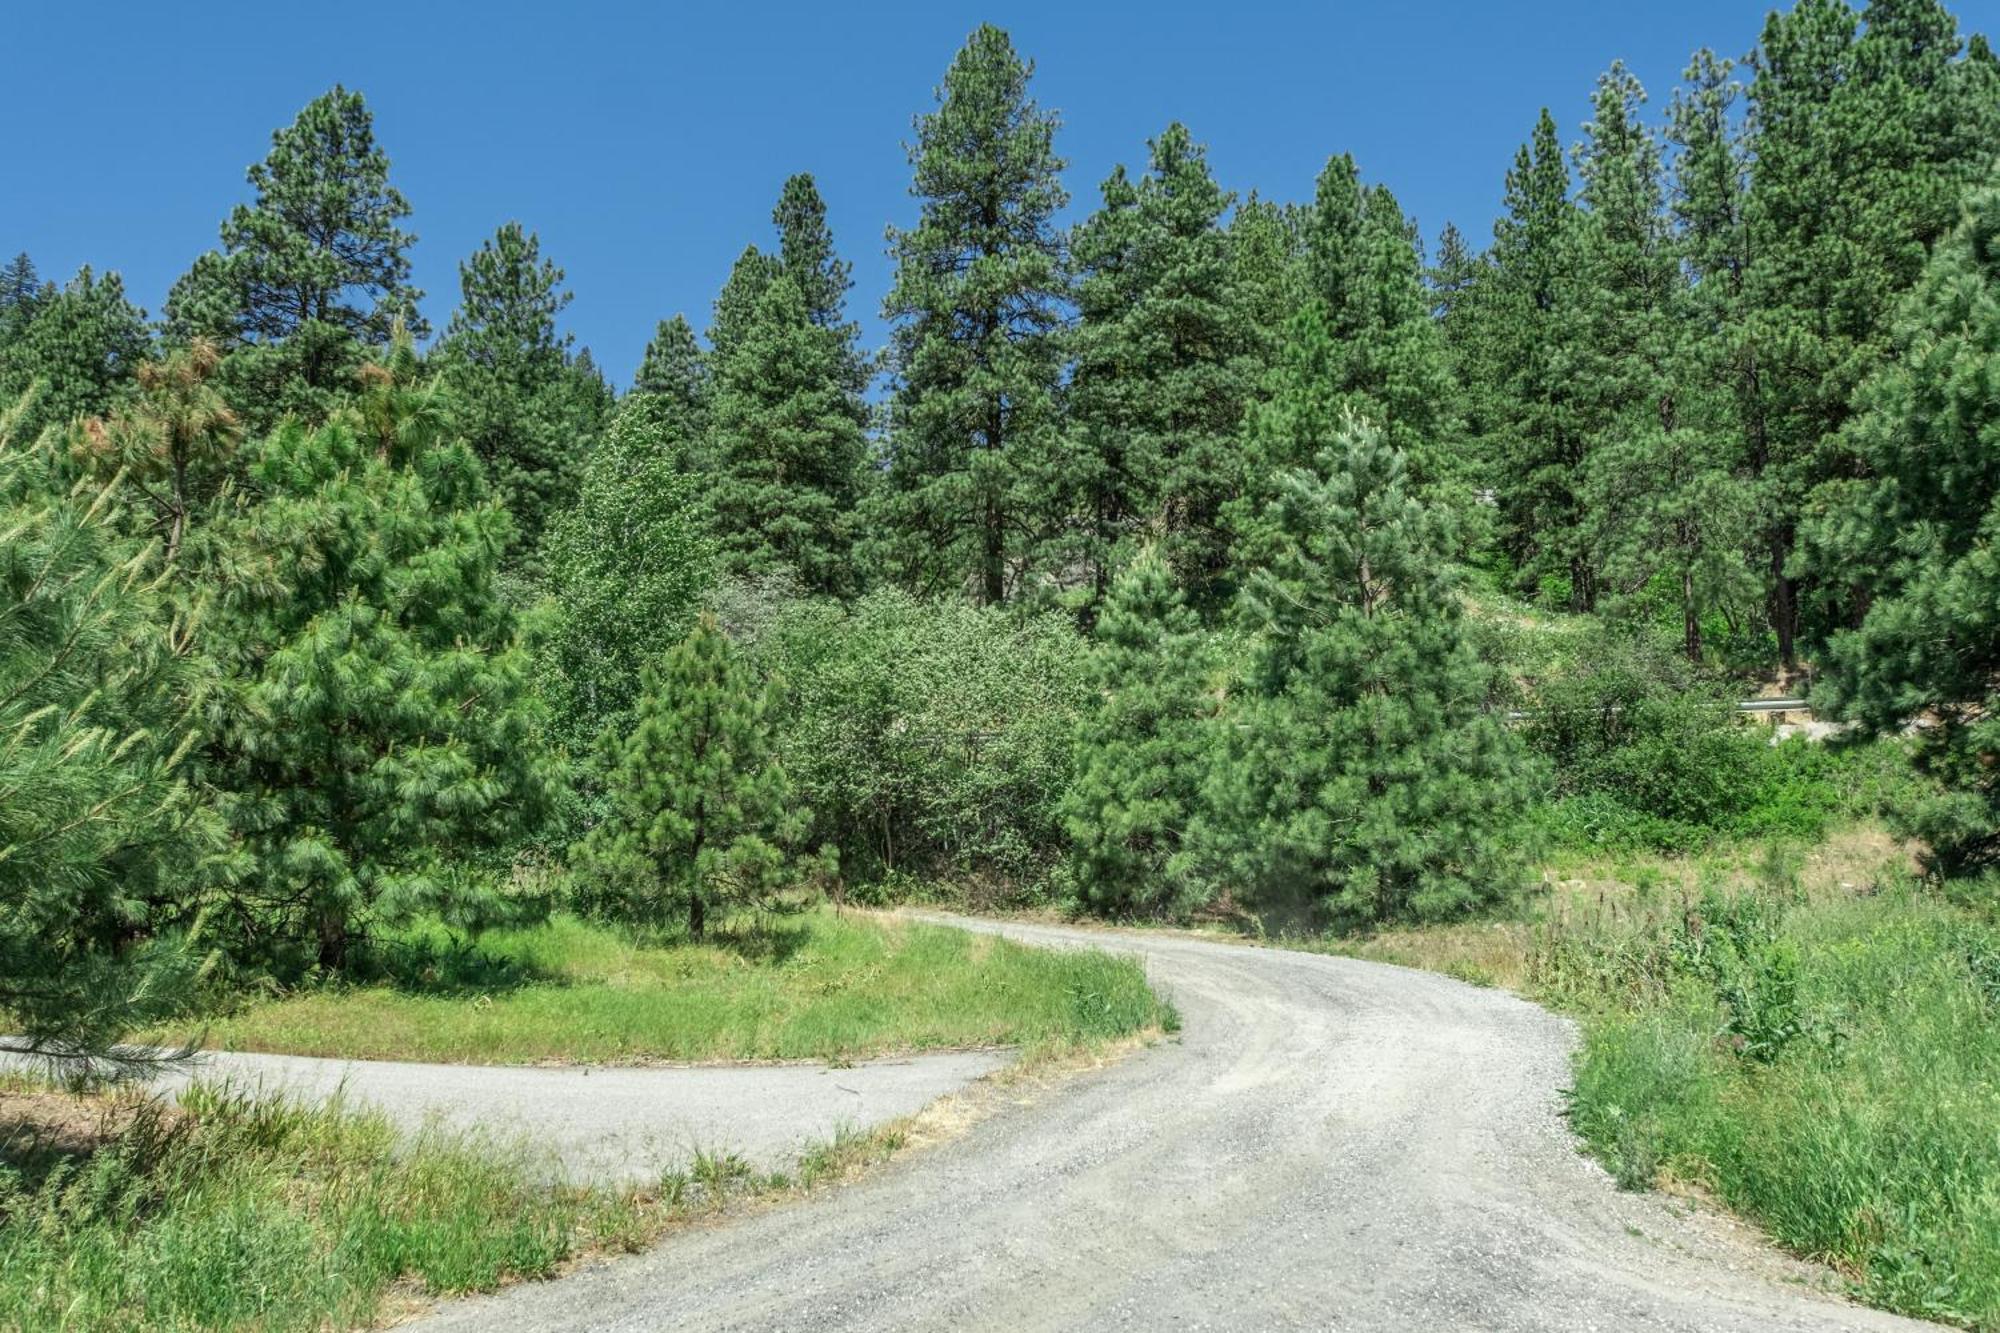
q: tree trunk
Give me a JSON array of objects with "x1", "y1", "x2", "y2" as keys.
[
  {"x1": 982, "y1": 496, "x2": 1005, "y2": 606},
  {"x1": 1683, "y1": 570, "x2": 1703, "y2": 665},
  {"x1": 688, "y1": 889, "x2": 705, "y2": 941},
  {"x1": 316, "y1": 909, "x2": 348, "y2": 971},
  {"x1": 1771, "y1": 533, "x2": 1797, "y2": 670}
]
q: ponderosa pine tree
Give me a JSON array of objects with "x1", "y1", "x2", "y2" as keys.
[
  {"x1": 572, "y1": 614, "x2": 808, "y2": 937},
  {"x1": 0, "y1": 390, "x2": 215, "y2": 1061},
  {"x1": 1063, "y1": 547, "x2": 1218, "y2": 914},
  {"x1": 74, "y1": 338, "x2": 241, "y2": 563},
  {"x1": 869, "y1": 25, "x2": 1069, "y2": 604},
  {"x1": 0, "y1": 266, "x2": 150, "y2": 439},
  {"x1": 435, "y1": 221, "x2": 588, "y2": 562},
  {"x1": 704, "y1": 273, "x2": 866, "y2": 593},
  {"x1": 1197, "y1": 310, "x2": 1536, "y2": 927},
  {"x1": 1062, "y1": 123, "x2": 1256, "y2": 615},
  {"x1": 771, "y1": 172, "x2": 871, "y2": 394},
  {"x1": 1743, "y1": 0, "x2": 2000, "y2": 662},
  {"x1": 1482, "y1": 109, "x2": 1593, "y2": 608},
  {"x1": 707, "y1": 245, "x2": 782, "y2": 368},
  {"x1": 542, "y1": 399, "x2": 715, "y2": 751},
  {"x1": 1803, "y1": 183, "x2": 2000, "y2": 877},
  {"x1": 165, "y1": 86, "x2": 422, "y2": 429},
  {"x1": 1300, "y1": 156, "x2": 1462, "y2": 494},
  {"x1": 207, "y1": 344, "x2": 552, "y2": 970},
  {"x1": 0, "y1": 253, "x2": 40, "y2": 347},
  {"x1": 1570, "y1": 65, "x2": 1753, "y2": 660},
  {"x1": 633, "y1": 313, "x2": 710, "y2": 426}
]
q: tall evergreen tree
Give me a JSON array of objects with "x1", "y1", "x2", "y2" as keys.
[
  {"x1": 707, "y1": 245, "x2": 782, "y2": 369},
  {"x1": 1198, "y1": 315, "x2": 1537, "y2": 926},
  {"x1": 435, "y1": 221, "x2": 587, "y2": 562},
  {"x1": 0, "y1": 252, "x2": 39, "y2": 346},
  {"x1": 572, "y1": 615, "x2": 807, "y2": 937},
  {"x1": 165, "y1": 86, "x2": 422, "y2": 429},
  {"x1": 771, "y1": 172, "x2": 868, "y2": 390},
  {"x1": 1063, "y1": 123, "x2": 1255, "y2": 613},
  {"x1": 1570, "y1": 64, "x2": 1752, "y2": 659},
  {"x1": 633, "y1": 312, "x2": 709, "y2": 426},
  {"x1": 1743, "y1": 0, "x2": 2000, "y2": 662},
  {"x1": 207, "y1": 346, "x2": 552, "y2": 969},
  {"x1": 1482, "y1": 109, "x2": 1593, "y2": 608},
  {"x1": 0, "y1": 392, "x2": 215, "y2": 1061},
  {"x1": 0, "y1": 266, "x2": 149, "y2": 439},
  {"x1": 868, "y1": 24, "x2": 1069, "y2": 604},
  {"x1": 1063, "y1": 547, "x2": 1218, "y2": 914},
  {"x1": 1803, "y1": 183, "x2": 2000, "y2": 877},
  {"x1": 704, "y1": 273, "x2": 867, "y2": 593},
  {"x1": 1298, "y1": 157, "x2": 1462, "y2": 494}
]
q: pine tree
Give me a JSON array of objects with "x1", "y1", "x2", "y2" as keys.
[
  {"x1": 771, "y1": 172, "x2": 868, "y2": 396},
  {"x1": 868, "y1": 24, "x2": 1069, "y2": 604},
  {"x1": 1063, "y1": 547, "x2": 1218, "y2": 914},
  {"x1": 73, "y1": 338, "x2": 242, "y2": 563},
  {"x1": 1568, "y1": 64, "x2": 1752, "y2": 659},
  {"x1": 0, "y1": 266, "x2": 150, "y2": 439},
  {"x1": 633, "y1": 313, "x2": 709, "y2": 426},
  {"x1": 704, "y1": 273, "x2": 866, "y2": 593},
  {"x1": 1196, "y1": 312, "x2": 1537, "y2": 927},
  {"x1": 435, "y1": 221, "x2": 587, "y2": 562},
  {"x1": 707, "y1": 245, "x2": 782, "y2": 369},
  {"x1": 572, "y1": 614, "x2": 808, "y2": 937},
  {"x1": 542, "y1": 400, "x2": 715, "y2": 751},
  {"x1": 207, "y1": 346, "x2": 553, "y2": 969},
  {"x1": 0, "y1": 252, "x2": 40, "y2": 346},
  {"x1": 1743, "y1": 0, "x2": 2000, "y2": 662},
  {"x1": 165, "y1": 86, "x2": 422, "y2": 430},
  {"x1": 1482, "y1": 109, "x2": 1593, "y2": 608},
  {"x1": 1298, "y1": 157, "x2": 1462, "y2": 495},
  {"x1": 1063, "y1": 123, "x2": 1256, "y2": 614},
  {"x1": 1803, "y1": 183, "x2": 2000, "y2": 877},
  {"x1": 0, "y1": 391, "x2": 215, "y2": 1060}
]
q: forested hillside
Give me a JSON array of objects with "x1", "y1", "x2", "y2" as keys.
[{"x1": 8, "y1": 0, "x2": 2000, "y2": 1053}]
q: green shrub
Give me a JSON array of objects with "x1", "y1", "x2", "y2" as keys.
[{"x1": 747, "y1": 588, "x2": 1091, "y2": 898}]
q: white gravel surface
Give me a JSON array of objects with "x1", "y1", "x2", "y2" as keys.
[
  {"x1": 409, "y1": 913, "x2": 1942, "y2": 1333},
  {"x1": 0, "y1": 1044, "x2": 1009, "y2": 1183}
]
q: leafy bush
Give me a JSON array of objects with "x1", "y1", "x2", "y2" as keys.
[
  {"x1": 747, "y1": 588, "x2": 1091, "y2": 898},
  {"x1": 1523, "y1": 630, "x2": 1890, "y2": 852}
]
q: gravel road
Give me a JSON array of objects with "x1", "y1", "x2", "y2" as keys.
[
  {"x1": 0, "y1": 1044, "x2": 1007, "y2": 1183},
  {"x1": 416, "y1": 914, "x2": 1937, "y2": 1333}
]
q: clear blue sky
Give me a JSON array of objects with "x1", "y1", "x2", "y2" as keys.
[{"x1": 10, "y1": 1, "x2": 1998, "y2": 387}]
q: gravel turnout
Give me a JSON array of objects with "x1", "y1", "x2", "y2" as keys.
[
  {"x1": 417, "y1": 914, "x2": 1941, "y2": 1333},
  {"x1": 0, "y1": 1045, "x2": 1007, "y2": 1183}
]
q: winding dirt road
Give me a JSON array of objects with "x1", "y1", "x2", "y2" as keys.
[{"x1": 417, "y1": 915, "x2": 1935, "y2": 1332}]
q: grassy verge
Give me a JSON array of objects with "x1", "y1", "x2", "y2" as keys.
[
  {"x1": 152, "y1": 908, "x2": 1174, "y2": 1065},
  {"x1": 1319, "y1": 826, "x2": 2000, "y2": 1329},
  {"x1": 4, "y1": 906, "x2": 1177, "y2": 1332},
  {"x1": 0, "y1": 1075, "x2": 908, "y2": 1333}
]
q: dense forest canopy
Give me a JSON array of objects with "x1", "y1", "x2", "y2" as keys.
[{"x1": 7, "y1": 0, "x2": 2000, "y2": 1059}]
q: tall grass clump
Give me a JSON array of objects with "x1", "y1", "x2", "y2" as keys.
[
  {"x1": 0, "y1": 1084, "x2": 633, "y2": 1332},
  {"x1": 1552, "y1": 880, "x2": 2000, "y2": 1327}
]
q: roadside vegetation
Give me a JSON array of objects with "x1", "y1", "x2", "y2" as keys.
[
  {"x1": 0, "y1": 1075, "x2": 908, "y2": 1333},
  {"x1": 8, "y1": 2, "x2": 2000, "y2": 1330},
  {"x1": 151, "y1": 909, "x2": 1173, "y2": 1065}
]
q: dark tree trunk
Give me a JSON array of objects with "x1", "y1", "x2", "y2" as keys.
[{"x1": 316, "y1": 910, "x2": 348, "y2": 971}]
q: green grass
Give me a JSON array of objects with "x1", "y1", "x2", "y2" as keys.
[
  {"x1": 0, "y1": 1080, "x2": 909, "y2": 1332},
  {"x1": 154, "y1": 908, "x2": 1174, "y2": 1065},
  {"x1": 1559, "y1": 885, "x2": 2000, "y2": 1329}
]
